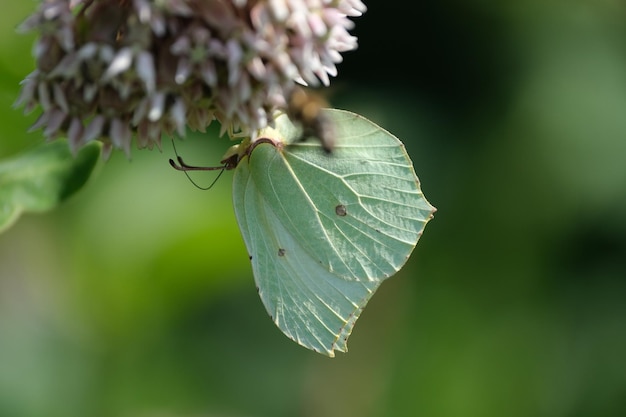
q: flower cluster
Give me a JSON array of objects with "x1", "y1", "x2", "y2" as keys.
[{"x1": 15, "y1": 0, "x2": 366, "y2": 157}]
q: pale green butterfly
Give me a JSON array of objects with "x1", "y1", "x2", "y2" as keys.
[{"x1": 173, "y1": 109, "x2": 435, "y2": 356}]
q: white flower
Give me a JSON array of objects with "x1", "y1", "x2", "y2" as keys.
[{"x1": 15, "y1": 0, "x2": 366, "y2": 156}]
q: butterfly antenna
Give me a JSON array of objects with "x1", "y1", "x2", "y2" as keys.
[{"x1": 169, "y1": 139, "x2": 226, "y2": 191}]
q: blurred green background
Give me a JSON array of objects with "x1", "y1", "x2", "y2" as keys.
[{"x1": 1, "y1": 1, "x2": 626, "y2": 416}]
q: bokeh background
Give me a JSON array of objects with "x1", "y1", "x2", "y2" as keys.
[{"x1": 1, "y1": 1, "x2": 626, "y2": 416}]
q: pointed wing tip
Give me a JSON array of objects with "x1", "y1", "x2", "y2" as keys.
[{"x1": 276, "y1": 320, "x2": 350, "y2": 358}]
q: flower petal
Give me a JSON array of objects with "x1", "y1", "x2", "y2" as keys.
[{"x1": 104, "y1": 47, "x2": 134, "y2": 80}]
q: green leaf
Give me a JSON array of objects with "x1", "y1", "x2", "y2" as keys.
[
  {"x1": 232, "y1": 109, "x2": 436, "y2": 356},
  {"x1": 0, "y1": 140, "x2": 101, "y2": 233}
]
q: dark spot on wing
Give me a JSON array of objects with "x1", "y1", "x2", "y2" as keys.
[
  {"x1": 335, "y1": 204, "x2": 347, "y2": 216},
  {"x1": 278, "y1": 248, "x2": 286, "y2": 257}
]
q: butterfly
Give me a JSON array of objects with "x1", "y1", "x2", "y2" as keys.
[{"x1": 172, "y1": 109, "x2": 435, "y2": 356}]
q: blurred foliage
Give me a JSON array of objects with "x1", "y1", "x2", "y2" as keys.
[
  {"x1": 0, "y1": 140, "x2": 100, "y2": 233},
  {"x1": 1, "y1": 1, "x2": 625, "y2": 417}
]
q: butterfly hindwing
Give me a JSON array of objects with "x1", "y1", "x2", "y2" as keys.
[{"x1": 233, "y1": 149, "x2": 378, "y2": 355}]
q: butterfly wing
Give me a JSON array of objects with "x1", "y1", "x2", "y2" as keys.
[
  {"x1": 233, "y1": 164, "x2": 378, "y2": 355},
  {"x1": 232, "y1": 109, "x2": 435, "y2": 356}
]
